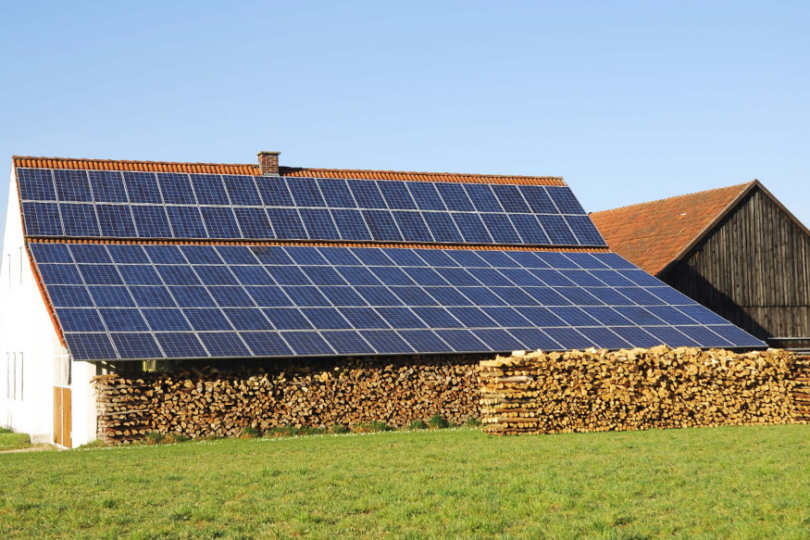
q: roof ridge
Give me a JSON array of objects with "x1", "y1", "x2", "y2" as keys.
[
  {"x1": 12, "y1": 155, "x2": 564, "y2": 184},
  {"x1": 279, "y1": 166, "x2": 562, "y2": 181},
  {"x1": 590, "y1": 181, "x2": 755, "y2": 215},
  {"x1": 12, "y1": 155, "x2": 256, "y2": 169}
]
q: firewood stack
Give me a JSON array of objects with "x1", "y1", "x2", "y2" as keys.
[
  {"x1": 479, "y1": 346, "x2": 806, "y2": 436},
  {"x1": 93, "y1": 356, "x2": 479, "y2": 444},
  {"x1": 793, "y1": 356, "x2": 810, "y2": 421}
]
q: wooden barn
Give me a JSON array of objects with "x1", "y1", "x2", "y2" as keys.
[{"x1": 591, "y1": 181, "x2": 810, "y2": 348}]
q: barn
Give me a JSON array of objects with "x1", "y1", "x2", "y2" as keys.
[
  {"x1": 0, "y1": 154, "x2": 763, "y2": 447},
  {"x1": 591, "y1": 181, "x2": 810, "y2": 349}
]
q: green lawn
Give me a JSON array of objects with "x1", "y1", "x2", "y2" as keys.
[
  {"x1": 1, "y1": 425, "x2": 809, "y2": 539},
  {"x1": 0, "y1": 429, "x2": 30, "y2": 452}
]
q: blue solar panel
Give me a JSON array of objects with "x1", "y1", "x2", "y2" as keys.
[
  {"x1": 300, "y1": 209, "x2": 340, "y2": 240},
  {"x1": 393, "y1": 212, "x2": 433, "y2": 242},
  {"x1": 400, "y1": 330, "x2": 453, "y2": 352},
  {"x1": 363, "y1": 210, "x2": 403, "y2": 241},
  {"x1": 184, "y1": 309, "x2": 233, "y2": 331},
  {"x1": 142, "y1": 309, "x2": 191, "y2": 331},
  {"x1": 89, "y1": 171, "x2": 128, "y2": 203},
  {"x1": 376, "y1": 182, "x2": 415, "y2": 210},
  {"x1": 245, "y1": 286, "x2": 293, "y2": 307},
  {"x1": 167, "y1": 206, "x2": 207, "y2": 238},
  {"x1": 132, "y1": 206, "x2": 172, "y2": 238},
  {"x1": 111, "y1": 333, "x2": 163, "y2": 359},
  {"x1": 198, "y1": 332, "x2": 250, "y2": 357},
  {"x1": 223, "y1": 175, "x2": 262, "y2": 206},
  {"x1": 332, "y1": 210, "x2": 373, "y2": 240},
  {"x1": 30, "y1": 243, "x2": 73, "y2": 263},
  {"x1": 319, "y1": 179, "x2": 356, "y2": 208},
  {"x1": 518, "y1": 186, "x2": 557, "y2": 214},
  {"x1": 18, "y1": 169, "x2": 56, "y2": 201},
  {"x1": 23, "y1": 203, "x2": 63, "y2": 236},
  {"x1": 361, "y1": 331, "x2": 414, "y2": 354},
  {"x1": 158, "y1": 173, "x2": 197, "y2": 205},
  {"x1": 201, "y1": 207, "x2": 241, "y2": 238},
  {"x1": 323, "y1": 331, "x2": 375, "y2": 354},
  {"x1": 282, "y1": 332, "x2": 335, "y2": 355},
  {"x1": 546, "y1": 187, "x2": 585, "y2": 214},
  {"x1": 240, "y1": 332, "x2": 292, "y2": 356},
  {"x1": 347, "y1": 180, "x2": 387, "y2": 209},
  {"x1": 234, "y1": 207, "x2": 274, "y2": 239},
  {"x1": 54, "y1": 170, "x2": 93, "y2": 202},
  {"x1": 64, "y1": 333, "x2": 118, "y2": 360},
  {"x1": 222, "y1": 308, "x2": 273, "y2": 330},
  {"x1": 492, "y1": 185, "x2": 531, "y2": 213},
  {"x1": 130, "y1": 287, "x2": 176, "y2": 307},
  {"x1": 510, "y1": 328, "x2": 561, "y2": 351},
  {"x1": 89, "y1": 286, "x2": 135, "y2": 307},
  {"x1": 287, "y1": 177, "x2": 326, "y2": 207},
  {"x1": 464, "y1": 184, "x2": 503, "y2": 212},
  {"x1": 408, "y1": 182, "x2": 446, "y2": 211},
  {"x1": 124, "y1": 172, "x2": 164, "y2": 204},
  {"x1": 481, "y1": 214, "x2": 521, "y2": 244},
  {"x1": 57, "y1": 309, "x2": 106, "y2": 332},
  {"x1": 190, "y1": 174, "x2": 229, "y2": 205},
  {"x1": 423, "y1": 212, "x2": 463, "y2": 243},
  {"x1": 97, "y1": 205, "x2": 138, "y2": 237},
  {"x1": 155, "y1": 333, "x2": 208, "y2": 358},
  {"x1": 452, "y1": 214, "x2": 492, "y2": 243},
  {"x1": 60, "y1": 204, "x2": 100, "y2": 237},
  {"x1": 101, "y1": 309, "x2": 149, "y2": 331},
  {"x1": 255, "y1": 176, "x2": 294, "y2": 206}
]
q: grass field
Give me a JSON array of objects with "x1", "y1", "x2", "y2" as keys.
[
  {"x1": 1, "y1": 425, "x2": 809, "y2": 539},
  {"x1": 0, "y1": 429, "x2": 30, "y2": 452}
]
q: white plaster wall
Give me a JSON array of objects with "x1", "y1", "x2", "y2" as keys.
[{"x1": 0, "y1": 165, "x2": 97, "y2": 447}]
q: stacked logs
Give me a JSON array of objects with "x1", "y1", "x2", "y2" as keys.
[
  {"x1": 94, "y1": 356, "x2": 479, "y2": 444},
  {"x1": 794, "y1": 356, "x2": 810, "y2": 421},
  {"x1": 480, "y1": 346, "x2": 806, "y2": 436}
]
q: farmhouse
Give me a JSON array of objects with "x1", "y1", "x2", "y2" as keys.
[
  {"x1": 591, "y1": 181, "x2": 810, "y2": 348},
  {"x1": 0, "y1": 154, "x2": 763, "y2": 447}
]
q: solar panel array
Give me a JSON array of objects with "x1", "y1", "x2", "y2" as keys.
[
  {"x1": 28, "y1": 242, "x2": 765, "y2": 361},
  {"x1": 17, "y1": 168, "x2": 605, "y2": 247}
]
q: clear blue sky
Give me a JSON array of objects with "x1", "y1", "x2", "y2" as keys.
[{"x1": 1, "y1": 1, "x2": 808, "y2": 233}]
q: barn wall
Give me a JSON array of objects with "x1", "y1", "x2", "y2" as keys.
[{"x1": 662, "y1": 187, "x2": 810, "y2": 340}]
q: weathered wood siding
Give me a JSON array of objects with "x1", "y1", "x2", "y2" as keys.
[{"x1": 662, "y1": 187, "x2": 810, "y2": 340}]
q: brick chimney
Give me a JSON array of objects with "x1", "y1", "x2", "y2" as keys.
[{"x1": 257, "y1": 151, "x2": 281, "y2": 175}]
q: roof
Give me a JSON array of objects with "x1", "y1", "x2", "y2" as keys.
[
  {"x1": 12, "y1": 156, "x2": 565, "y2": 186},
  {"x1": 590, "y1": 183, "x2": 753, "y2": 276}
]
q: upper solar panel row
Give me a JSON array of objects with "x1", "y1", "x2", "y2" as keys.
[{"x1": 17, "y1": 168, "x2": 606, "y2": 247}]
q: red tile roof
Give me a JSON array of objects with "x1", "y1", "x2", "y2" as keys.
[
  {"x1": 590, "y1": 183, "x2": 753, "y2": 276},
  {"x1": 12, "y1": 156, "x2": 565, "y2": 186}
]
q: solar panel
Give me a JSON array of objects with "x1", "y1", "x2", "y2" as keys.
[{"x1": 17, "y1": 168, "x2": 608, "y2": 247}]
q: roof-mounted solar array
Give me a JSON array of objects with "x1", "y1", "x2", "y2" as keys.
[
  {"x1": 17, "y1": 168, "x2": 605, "y2": 247},
  {"x1": 16, "y1": 162, "x2": 766, "y2": 361}
]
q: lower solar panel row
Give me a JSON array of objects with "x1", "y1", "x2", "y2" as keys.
[
  {"x1": 22, "y1": 201, "x2": 605, "y2": 246},
  {"x1": 53, "y1": 305, "x2": 737, "y2": 333},
  {"x1": 64, "y1": 325, "x2": 764, "y2": 361}
]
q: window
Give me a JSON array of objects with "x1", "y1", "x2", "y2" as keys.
[{"x1": 5, "y1": 352, "x2": 24, "y2": 402}]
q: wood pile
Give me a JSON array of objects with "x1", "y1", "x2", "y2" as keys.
[
  {"x1": 794, "y1": 356, "x2": 810, "y2": 422},
  {"x1": 479, "y1": 346, "x2": 807, "y2": 436},
  {"x1": 94, "y1": 356, "x2": 479, "y2": 444}
]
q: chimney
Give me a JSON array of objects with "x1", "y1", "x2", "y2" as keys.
[{"x1": 257, "y1": 151, "x2": 281, "y2": 175}]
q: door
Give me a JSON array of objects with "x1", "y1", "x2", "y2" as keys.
[{"x1": 53, "y1": 387, "x2": 71, "y2": 447}]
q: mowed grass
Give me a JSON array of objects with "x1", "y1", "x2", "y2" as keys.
[
  {"x1": 0, "y1": 429, "x2": 30, "y2": 451},
  {"x1": 1, "y1": 426, "x2": 810, "y2": 539}
]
